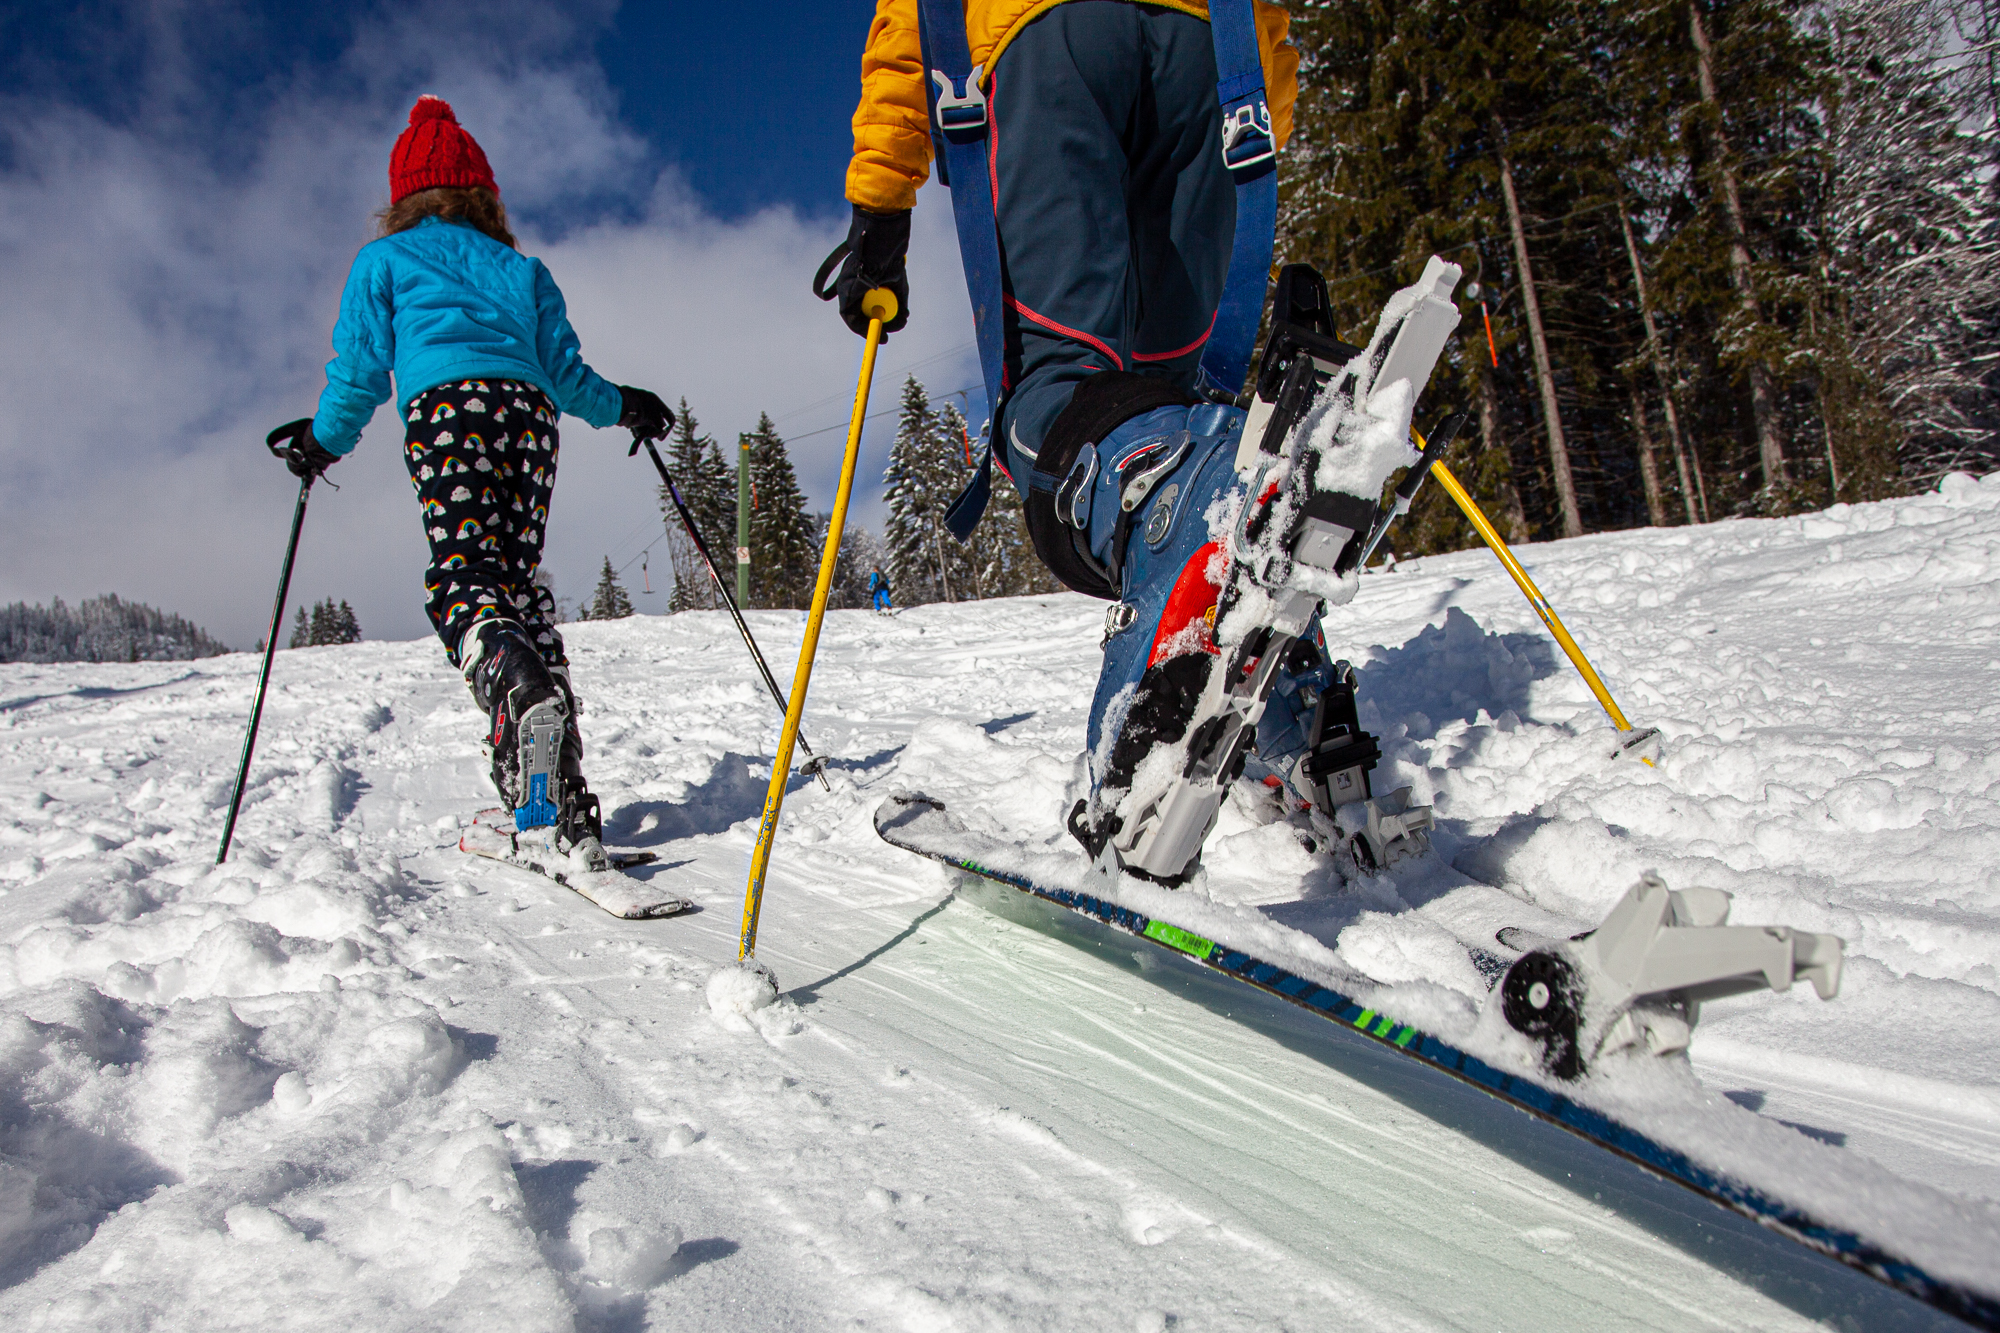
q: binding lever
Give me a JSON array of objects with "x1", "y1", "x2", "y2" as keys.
[{"x1": 1496, "y1": 873, "x2": 1845, "y2": 1080}]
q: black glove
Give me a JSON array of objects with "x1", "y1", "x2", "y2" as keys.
[
  {"x1": 265, "y1": 418, "x2": 341, "y2": 480},
  {"x1": 617, "y1": 386, "x2": 674, "y2": 443},
  {"x1": 814, "y1": 205, "x2": 911, "y2": 338}
]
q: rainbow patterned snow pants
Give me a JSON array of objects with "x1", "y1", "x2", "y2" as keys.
[{"x1": 403, "y1": 379, "x2": 568, "y2": 670}]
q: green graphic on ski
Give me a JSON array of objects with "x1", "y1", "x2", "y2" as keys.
[{"x1": 873, "y1": 792, "x2": 1999, "y2": 1330}]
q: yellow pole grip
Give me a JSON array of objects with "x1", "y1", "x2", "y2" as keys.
[
  {"x1": 1428, "y1": 461, "x2": 1643, "y2": 740},
  {"x1": 737, "y1": 291, "x2": 892, "y2": 959}
]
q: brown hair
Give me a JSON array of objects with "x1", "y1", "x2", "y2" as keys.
[{"x1": 376, "y1": 185, "x2": 517, "y2": 250}]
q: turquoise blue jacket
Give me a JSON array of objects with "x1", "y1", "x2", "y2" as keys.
[{"x1": 312, "y1": 216, "x2": 623, "y2": 454}]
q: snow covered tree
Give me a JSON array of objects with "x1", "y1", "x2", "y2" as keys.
[
  {"x1": 583, "y1": 557, "x2": 635, "y2": 620},
  {"x1": 292, "y1": 598, "x2": 362, "y2": 646},
  {"x1": 883, "y1": 379, "x2": 1060, "y2": 602},
  {"x1": 0, "y1": 594, "x2": 228, "y2": 663},
  {"x1": 882, "y1": 376, "x2": 959, "y2": 604},
  {"x1": 743, "y1": 413, "x2": 817, "y2": 609},
  {"x1": 1814, "y1": 0, "x2": 2000, "y2": 489},
  {"x1": 660, "y1": 399, "x2": 736, "y2": 612}
]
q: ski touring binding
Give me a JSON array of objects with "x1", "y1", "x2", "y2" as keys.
[
  {"x1": 1100, "y1": 259, "x2": 1462, "y2": 885},
  {"x1": 1495, "y1": 872, "x2": 1845, "y2": 1080},
  {"x1": 1296, "y1": 659, "x2": 1433, "y2": 871}
]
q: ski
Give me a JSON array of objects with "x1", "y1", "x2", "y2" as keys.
[
  {"x1": 873, "y1": 792, "x2": 2000, "y2": 1329},
  {"x1": 459, "y1": 809, "x2": 690, "y2": 919}
]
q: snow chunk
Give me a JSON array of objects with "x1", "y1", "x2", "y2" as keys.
[{"x1": 705, "y1": 958, "x2": 778, "y2": 1031}]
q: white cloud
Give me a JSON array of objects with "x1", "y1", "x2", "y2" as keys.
[{"x1": 0, "y1": 2, "x2": 979, "y2": 648}]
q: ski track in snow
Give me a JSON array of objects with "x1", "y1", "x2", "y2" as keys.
[{"x1": 2, "y1": 477, "x2": 1999, "y2": 1329}]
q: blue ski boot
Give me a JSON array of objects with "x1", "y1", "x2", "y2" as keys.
[
  {"x1": 1058, "y1": 395, "x2": 1248, "y2": 883},
  {"x1": 1057, "y1": 256, "x2": 1464, "y2": 883}
]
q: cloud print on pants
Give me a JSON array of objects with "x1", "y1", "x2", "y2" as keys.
[{"x1": 0, "y1": 0, "x2": 978, "y2": 647}]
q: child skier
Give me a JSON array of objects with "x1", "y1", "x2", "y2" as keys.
[
  {"x1": 867, "y1": 567, "x2": 893, "y2": 614},
  {"x1": 267, "y1": 95, "x2": 672, "y2": 869}
]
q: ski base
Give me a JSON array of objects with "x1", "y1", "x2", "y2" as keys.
[
  {"x1": 460, "y1": 809, "x2": 689, "y2": 919},
  {"x1": 872, "y1": 792, "x2": 1998, "y2": 1330}
]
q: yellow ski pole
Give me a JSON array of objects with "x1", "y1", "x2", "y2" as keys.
[
  {"x1": 1427, "y1": 461, "x2": 1659, "y2": 764},
  {"x1": 738, "y1": 287, "x2": 896, "y2": 960}
]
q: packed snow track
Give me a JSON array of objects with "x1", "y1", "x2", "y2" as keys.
[{"x1": 3, "y1": 477, "x2": 1999, "y2": 1330}]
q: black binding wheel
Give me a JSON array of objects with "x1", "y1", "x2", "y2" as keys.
[{"x1": 1499, "y1": 950, "x2": 1585, "y2": 1081}]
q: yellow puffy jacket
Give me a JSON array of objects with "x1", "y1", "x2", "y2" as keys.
[{"x1": 847, "y1": 0, "x2": 1298, "y2": 214}]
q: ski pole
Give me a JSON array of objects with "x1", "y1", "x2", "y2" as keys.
[
  {"x1": 737, "y1": 287, "x2": 896, "y2": 960},
  {"x1": 1354, "y1": 412, "x2": 1467, "y2": 569},
  {"x1": 217, "y1": 464, "x2": 316, "y2": 863},
  {"x1": 631, "y1": 435, "x2": 831, "y2": 791},
  {"x1": 1428, "y1": 461, "x2": 1660, "y2": 765}
]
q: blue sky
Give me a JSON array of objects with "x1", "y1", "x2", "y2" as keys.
[
  {"x1": 0, "y1": 1, "x2": 871, "y2": 218},
  {"x1": 0, "y1": 0, "x2": 983, "y2": 646}
]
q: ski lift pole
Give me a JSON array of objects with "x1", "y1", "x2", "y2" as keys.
[
  {"x1": 737, "y1": 287, "x2": 895, "y2": 960},
  {"x1": 630, "y1": 434, "x2": 830, "y2": 791},
  {"x1": 1428, "y1": 461, "x2": 1660, "y2": 765},
  {"x1": 218, "y1": 445, "x2": 318, "y2": 863}
]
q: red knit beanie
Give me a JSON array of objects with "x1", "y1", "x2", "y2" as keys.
[{"x1": 389, "y1": 96, "x2": 498, "y2": 204}]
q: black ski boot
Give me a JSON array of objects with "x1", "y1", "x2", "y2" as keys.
[
  {"x1": 548, "y1": 664, "x2": 608, "y2": 869},
  {"x1": 461, "y1": 619, "x2": 570, "y2": 832}
]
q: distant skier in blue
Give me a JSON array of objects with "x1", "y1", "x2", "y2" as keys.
[
  {"x1": 263, "y1": 95, "x2": 673, "y2": 869},
  {"x1": 867, "y1": 567, "x2": 894, "y2": 614}
]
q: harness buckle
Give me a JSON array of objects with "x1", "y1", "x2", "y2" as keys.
[
  {"x1": 931, "y1": 66, "x2": 988, "y2": 137},
  {"x1": 1220, "y1": 97, "x2": 1275, "y2": 174}
]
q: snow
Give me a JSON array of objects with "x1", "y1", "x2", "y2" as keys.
[{"x1": 3, "y1": 477, "x2": 2000, "y2": 1327}]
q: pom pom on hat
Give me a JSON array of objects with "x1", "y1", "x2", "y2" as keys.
[
  {"x1": 389, "y1": 94, "x2": 497, "y2": 203},
  {"x1": 409, "y1": 95, "x2": 456, "y2": 124}
]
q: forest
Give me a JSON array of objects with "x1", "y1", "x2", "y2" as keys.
[
  {"x1": 1280, "y1": 0, "x2": 2000, "y2": 553},
  {"x1": 0, "y1": 594, "x2": 228, "y2": 663},
  {"x1": 650, "y1": 385, "x2": 1058, "y2": 613}
]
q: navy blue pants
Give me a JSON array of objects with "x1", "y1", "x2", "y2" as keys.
[{"x1": 989, "y1": 2, "x2": 1234, "y2": 483}]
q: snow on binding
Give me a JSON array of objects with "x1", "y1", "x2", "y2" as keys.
[
  {"x1": 873, "y1": 792, "x2": 2000, "y2": 1329},
  {"x1": 459, "y1": 808, "x2": 689, "y2": 919}
]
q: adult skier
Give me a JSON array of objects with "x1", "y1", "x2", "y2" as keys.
[
  {"x1": 822, "y1": 0, "x2": 1421, "y2": 886},
  {"x1": 867, "y1": 566, "x2": 893, "y2": 614},
  {"x1": 266, "y1": 95, "x2": 673, "y2": 869}
]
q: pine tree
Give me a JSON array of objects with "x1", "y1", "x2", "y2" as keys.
[
  {"x1": 585, "y1": 557, "x2": 635, "y2": 620},
  {"x1": 743, "y1": 413, "x2": 817, "y2": 609},
  {"x1": 334, "y1": 601, "x2": 361, "y2": 644},
  {"x1": 289, "y1": 605, "x2": 310, "y2": 649},
  {"x1": 882, "y1": 376, "x2": 959, "y2": 604},
  {"x1": 661, "y1": 399, "x2": 737, "y2": 611}
]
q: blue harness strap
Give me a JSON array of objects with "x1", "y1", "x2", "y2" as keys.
[
  {"x1": 928, "y1": 0, "x2": 1276, "y2": 540},
  {"x1": 1200, "y1": 0, "x2": 1278, "y2": 399}
]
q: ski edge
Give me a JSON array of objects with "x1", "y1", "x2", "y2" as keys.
[{"x1": 872, "y1": 793, "x2": 2000, "y2": 1331}]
